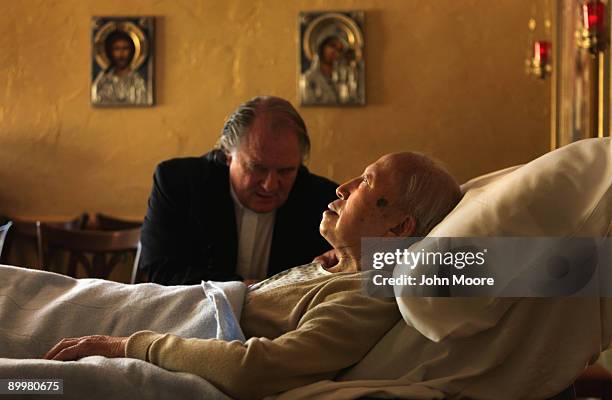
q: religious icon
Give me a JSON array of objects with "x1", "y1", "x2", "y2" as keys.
[
  {"x1": 91, "y1": 17, "x2": 154, "y2": 107},
  {"x1": 299, "y1": 11, "x2": 365, "y2": 106}
]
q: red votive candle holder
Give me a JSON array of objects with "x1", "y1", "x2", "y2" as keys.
[
  {"x1": 583, "y1": 0, "x2": 605, "y2": 33},
  {"x1": 534, "y1": 41, "x2": 551, "y2": 64}
]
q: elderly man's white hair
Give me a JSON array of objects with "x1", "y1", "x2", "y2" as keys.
[{"x1": 391, "y1": 152, "x2": 462, "y2": 236}]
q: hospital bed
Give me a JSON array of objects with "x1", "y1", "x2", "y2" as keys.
[
  {"x1": 290, "y1": 137, "x2": 611, "y2": 400},
  {"x1": 0, "y1": 137, "x2": 610, "y2": 400}
]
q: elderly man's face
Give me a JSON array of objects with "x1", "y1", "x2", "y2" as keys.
[
  {"x1": 320, "y1": 154, "x2": 413, "y2": 249},
  {"x1": 227, "y1": 114, "x2": 302, "y2": 213}
]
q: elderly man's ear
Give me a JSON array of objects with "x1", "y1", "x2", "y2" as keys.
[{"x1": 388, "y1": 216, "x2": 416, "y2": 237}]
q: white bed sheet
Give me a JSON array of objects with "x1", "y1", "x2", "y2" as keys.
[{"x1": 0, "y1": 265, "x2": 246, "y2": 400}]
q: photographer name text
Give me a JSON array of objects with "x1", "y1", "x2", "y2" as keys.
[{"x1": 372, "y1": 274, "x2": 495, "y2": 286}]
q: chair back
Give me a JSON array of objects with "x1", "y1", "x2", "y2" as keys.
[
  {"x1": 0, "y1": 221, "x2": 12, "y2": 260},
  {"x1": 0, "y1": 214, "x2": 88, "y2": 267},
  {"x1": 40, "y1": 224, "x2": 140, "y2": 279},
  {"x1": 92, "y1": 214, "x2": 144, "y2": 284},
  {"x1": 95, "y1": 213, "x2": 143, "y2": 230}
]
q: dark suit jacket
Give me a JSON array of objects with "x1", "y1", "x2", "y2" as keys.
[{"x1": 139, "y1": 150, "x2": 338, "y2": 285}]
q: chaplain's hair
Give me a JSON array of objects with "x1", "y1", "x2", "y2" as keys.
[
  {"x1": 216, "y1": 96, "x2": 310, "y2": 161},
  {"x1": 395, "y1": 153, "x2": 462, "y2": 236}
]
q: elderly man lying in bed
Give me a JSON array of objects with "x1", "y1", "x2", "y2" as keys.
[{"x1": 43, "y1": 152, "x2": 461, "y2": 399}]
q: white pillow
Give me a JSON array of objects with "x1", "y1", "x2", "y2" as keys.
[
  {"x1": 431, "y1": 137, "x2": 611, "y2": 237},
  {"x1": 397, "y1": 138, "x2": 612, "y2": 342}
]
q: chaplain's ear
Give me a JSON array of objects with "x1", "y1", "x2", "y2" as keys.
[
  {"x1": 389, "y1": 215, "x2": 416, "y2": 237},
  {"x1": 224, "y1": 151, "x2": 233, "y2": 167}
]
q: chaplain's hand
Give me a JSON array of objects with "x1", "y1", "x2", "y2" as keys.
[
  {"x1": 43, "y1": 335, "x2": 128, "y2": 361},
  {"x1": 313, "y1": 249, "x2": 338, "y2": 269}
]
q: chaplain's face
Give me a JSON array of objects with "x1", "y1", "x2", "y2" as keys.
[
  {"x1": 320, "y1": 154, "x2": 408, "y2": 249},
  {"x1": 226, "y1": 114, "x2": 302, "y2": 213}
]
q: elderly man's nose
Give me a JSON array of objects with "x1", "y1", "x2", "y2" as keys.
[
  {"x1": 337, "y1": 177, "x2": 361, "y2": 199},
  {"x1": 336, "y1": 184, "x2": 349, "y2": 200}
]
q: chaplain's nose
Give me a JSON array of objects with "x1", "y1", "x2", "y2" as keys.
[{"x1": 262, "y1": 170, "x2": 279, "y2": 192}]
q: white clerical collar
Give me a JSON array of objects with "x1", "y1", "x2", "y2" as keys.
[{"x1": 229, "y1": 180, "x2": 276, "y2": 280}]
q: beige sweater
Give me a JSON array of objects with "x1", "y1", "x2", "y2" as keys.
[{"x1": 125, "y1": 270, "x2": 400, "y2": 400}]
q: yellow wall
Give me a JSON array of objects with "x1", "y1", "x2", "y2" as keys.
[{"x1": 0, "y1": 0, "x2": 550, "y2": 219}]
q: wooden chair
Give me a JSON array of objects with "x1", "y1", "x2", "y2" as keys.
[
  {"x1": 94, "y1": 213, "x2": 143, "y2": 230},
  {"x1": 39, "y1": 223, "x2": 140, "y2": 279},
  {"x1": 92, "y1": 213, "x2": 144, "y2": 284},
  {"x1": 0, "y1": 214, "x2": 88, "y2": 267},
  {"x1": 0, "y1": 220, "x2": 12, "y2": 260}
]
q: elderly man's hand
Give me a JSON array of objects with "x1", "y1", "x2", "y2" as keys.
[
  {"x1": 313, "y1": 249, "x2": 338, "y2": 269},
  {"x1": 43, "y1": 335, "x2": 128, "y2": 361}
]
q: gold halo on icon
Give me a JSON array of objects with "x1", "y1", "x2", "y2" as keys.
[
  {"x1": 303, "y1": 13, "x2": 363, "y2": 62},
  {"x1": 94, "y1": 20, "x2": 148, "y2": 71}
]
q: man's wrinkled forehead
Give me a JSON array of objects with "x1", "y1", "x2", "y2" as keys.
[
  {"x1": 364, "y1": 156, "x2": 396, "y2": 182},
  {"x1": 250, "y1": 112, "x2": 299, "y2": 136},
  {"x1": 365, "y1": 155, "x2": 412, "y2": 196},
  {"x1": 241, "y1": 114, "x2": 301, "y2": 157}
]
